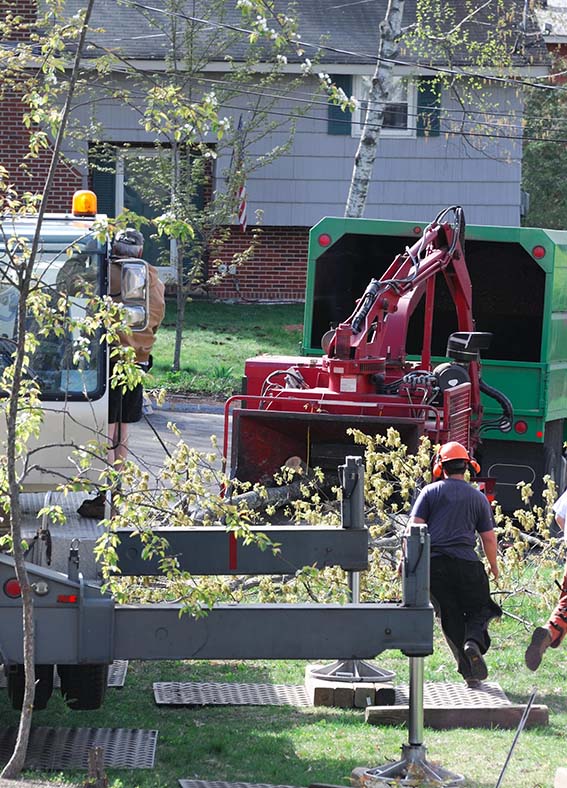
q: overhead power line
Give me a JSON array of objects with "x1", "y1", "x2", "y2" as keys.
[
  {"x1": 73, "y1": 61, "x2": 567, "y2": 144},
  {"x1": 77, "y1": 43, "x2": 567, "y2": 132},
  {"x1": 73, "y1": 74, "x2": 567, "y2": 145},
  {"x1": 124, "y1": 0, "x2": 556, "y2": 94}
]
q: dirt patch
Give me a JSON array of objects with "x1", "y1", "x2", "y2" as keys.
[{"x1": 283, "y1": 324, "x2": 303, "y2": 332}]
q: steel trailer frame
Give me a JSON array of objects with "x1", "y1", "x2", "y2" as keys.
[
  {"x1": 0, "y1": 457, "x2": 466, "y2": 782},
  {"x1": 0, "y1": 529, "x2": 432, "y2": 665},
  {"x1": 0, "y1": 457, "x2": 433, "y2": 667}
]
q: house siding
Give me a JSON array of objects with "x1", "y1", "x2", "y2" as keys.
[
  {"x1": 76, "y1": 75, "x2": 524, "y2": 230},
  {"x1": 43, "y1": 74, "x2": 525, "y2": 299},
  {"x1": 214, "y1": 81, "x2": 523, "y2": 228}
]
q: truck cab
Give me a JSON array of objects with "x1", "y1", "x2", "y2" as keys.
[{"x1": 0, "y1": 191, "x2": 149, "y2": 491}]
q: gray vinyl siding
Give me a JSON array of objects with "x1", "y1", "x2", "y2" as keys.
[
  {"x1": 70, "y1": 74, "x2": 524, "y2": 228},
  {"x1": 226, "y1": 81, "x2": 523, "y2": 227}
]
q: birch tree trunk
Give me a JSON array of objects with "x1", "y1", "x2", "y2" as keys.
[
  {"x1": 0, "y1": 0, "x2": 95, "y2": 777},
  {"x1": 344, "y1": 0, "x2": 405, "y2": 218}
]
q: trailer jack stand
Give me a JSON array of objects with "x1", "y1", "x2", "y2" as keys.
[
  {"x1": 310, "y1": 518, "x2": 395, "y2": 684},
  {"x1": 363, "y1": 743, "x2": 463, "y2": 786},
  {"x1": 360, "y1": 657, "x2": 464, "y2": 786}
]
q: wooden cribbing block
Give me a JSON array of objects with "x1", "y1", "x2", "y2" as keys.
[
  {"x1": 333, "y1": 685, "x2": 355, "y2": 708},
  {"x1": 354, "y1": 685, "x2": 375, "y2": 708},
  {"x1": 353, "y1": 684, "x2": 395, "y2": 708},
  {"x1": 365, "y1": 703, "x2": 549, "y2": 729},
  {"x1": 304, "y1": 665, "x2": 336, "y2": 707},
  {"x1": 304, "y1": 665, "x2": 395, "y2": 709},
  {"x1": 375, "y1": 684, "x2": 396, "y2": 706}
]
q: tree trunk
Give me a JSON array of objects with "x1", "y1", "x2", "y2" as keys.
[
  {"x1": 173, "y1": 276, "x2": 186, "y2": 373},
  {"x1": 171, "y1": 142, "x2": 184, "y2": 372},
  {"x1": 84, "y1": 746, "x2": 108, "y2": 788},
  {"x1": 344, "y1": 0, "x2": 405, "y2": 219},
  {"x1": 0, "y1": 0, "x2": 95, "y2": 778}
]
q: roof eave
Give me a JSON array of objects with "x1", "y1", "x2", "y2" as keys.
[{"x1": 99, "y1": 58, "x2": 549, "y2": 77}]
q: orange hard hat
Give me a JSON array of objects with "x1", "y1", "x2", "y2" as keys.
[
  {"x1": 439, "y1": 441, "x2": 470, "y2": 462},
  {"x1": 433, "y1": 441, "x2": 480, "y2": 478}
]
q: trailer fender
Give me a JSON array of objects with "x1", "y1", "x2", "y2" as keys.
[{"x1": 0, "y1": 553, "x2": 114, "y2": 665}]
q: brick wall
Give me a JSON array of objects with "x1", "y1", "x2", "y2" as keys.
[
  {"x1": 0, "y1": 0, "x2": 36, "y2": 39},
  {"x1": 210, "y1": 226, "x2": 309, "y2": 302},
  {"x1": 0, "y1": 0, "x2": 83, "y2": 210},
  {"x1": 2, "y1": 90, "x2": 83, "y2": 211}
]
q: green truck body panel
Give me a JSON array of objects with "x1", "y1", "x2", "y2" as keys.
[{"x1": 303, "y1": 216, "x2": 567, "y2": 453}]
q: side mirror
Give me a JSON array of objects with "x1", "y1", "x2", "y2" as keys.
[
  {"x1": 120, "y1": 259, "x2": 148, "y2": 331},
  {"x1": 123, "y1": 305, "x2": 147, "y2": 330}
]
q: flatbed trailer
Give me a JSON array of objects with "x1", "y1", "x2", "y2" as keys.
[{"x1": 1, "y1": 459, "x2": 433, "y2": 711}]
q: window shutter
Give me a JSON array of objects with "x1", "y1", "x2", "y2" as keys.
[
  {"x1": 90, "y1": 154, "x2": 116, "y2": 217},
  {"x1": 328, "y1": 74, "x2": 352, "y2": 135},
  {"x1": 416, "y1": 77, "x2": 441, "y2": 137}
]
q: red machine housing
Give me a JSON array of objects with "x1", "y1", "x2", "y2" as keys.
[{"x1": 227, "y1": 207, "x2": 489, "y2": 484}]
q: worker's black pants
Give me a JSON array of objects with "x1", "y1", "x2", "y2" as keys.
[{"x1": 429, "y1": 555, "x2": 501, "y2": 678}]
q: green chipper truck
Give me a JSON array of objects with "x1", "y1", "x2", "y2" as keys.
[{"x1": 300, "y1": 214, "x2": 567, "y2": 510}]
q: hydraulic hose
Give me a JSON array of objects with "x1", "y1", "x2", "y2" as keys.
[
  {"x1": 433, "y1": 205, "x2": 465, "y2": 254},
  {"x1": 351, "y1": 278, "x2": 381, "y2": 334},
  {"x1": 479, "y1": 378, "x2": 514, "y2": 433}
]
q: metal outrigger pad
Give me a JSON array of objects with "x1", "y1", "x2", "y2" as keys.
[
  {"x1": 363, "y1": 743, "x2": 465, "y2": 786},
  {"x1": 309, "y1": 659, "x2": 395, "y2": 683}
]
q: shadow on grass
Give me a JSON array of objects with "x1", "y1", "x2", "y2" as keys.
[
  {"x1": 0, "y1": 695, "x2": 545, "y2": 788},
  {"x1": 504, "y1": 688, "x2": 567, "y2": 715}
]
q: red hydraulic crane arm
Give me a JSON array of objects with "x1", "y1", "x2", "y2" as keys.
[{"x1": 327, "y1": 206, "x2": 482, "y2": 419}]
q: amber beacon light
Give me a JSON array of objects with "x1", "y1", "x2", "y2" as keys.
[{"x1": 72, "y1": 190, "x2": 97, "y2": 217}]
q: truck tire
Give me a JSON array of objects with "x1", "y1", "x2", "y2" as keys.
[
  {"x1": 6, "y1": 664, "x2": 54, "y2": 711},
  {"x1": 545, "y1": 445, "x2": 565, "y2": 490},
  {"x1": 57, "y1": 664, "x2": 108, "y2": 710}
]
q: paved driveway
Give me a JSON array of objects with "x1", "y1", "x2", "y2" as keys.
[
  {"x1": 19, "y1": 406, "x2": 228, "y2": 579},
  {"x1": 129, "y1": 407, "x2": 226, "y2": 475}
]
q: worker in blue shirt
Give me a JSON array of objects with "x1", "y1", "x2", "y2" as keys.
[{"x1": 410, "y1": 441, "x2": 502, "y2": 687}]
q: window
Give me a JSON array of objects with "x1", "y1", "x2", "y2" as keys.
[
  {"x1": 0, "y1": 238, "x2": 105, "y2": 399},
  {"x1": 90, "y1": 145, "x2": 206, "y2": 268},
  {"x1": 327, "y1": 76, "x2": 440, "y2": 138},
  {"x1": 352, "y1": 75, "x2": 416, "y2": 137}
]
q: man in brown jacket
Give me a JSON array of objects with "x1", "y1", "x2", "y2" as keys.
[{"x1": 78, "y1": 228, "x2": 165, "y2": 518}]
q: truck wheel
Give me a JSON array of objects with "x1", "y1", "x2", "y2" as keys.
[
  {"x1": 57, "y1": 664, "x2": 108, "y2": 710},
  {"x1": 545, "y1": 444, "x2": 567, "y2": 493},
  {"x1": 6, "y1": 664, "x2": 54, "y2": 711}
]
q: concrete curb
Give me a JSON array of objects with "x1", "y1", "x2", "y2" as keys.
[{"x1": 156, "y1": 398, "x2": 225, "y2": 415}]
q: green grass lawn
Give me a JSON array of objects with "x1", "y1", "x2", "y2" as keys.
[
  {"x1": 3, "y1": 576, "x2": 567, "y2": 788},
  {"x1": 4, "y1": 302, "x2": 567, "y2": 786},
  {"x1": 150, "y1": 301, "x2": 305, "y2": 397}
]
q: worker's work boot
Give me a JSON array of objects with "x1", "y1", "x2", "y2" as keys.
[
  {"x1": 464, "y1": 639, "x2": 488, "y2": 681},
  {"x1": 525, "y1": 626, "x2": 552, "y2": 671}
]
